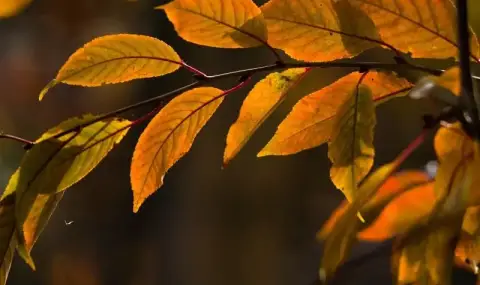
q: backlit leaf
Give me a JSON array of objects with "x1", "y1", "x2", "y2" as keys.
[
  {"x1": 131, "y1": 87, "x2": 224, "y2": 213},
  {"x1": 260, "y1": 0, "x2": 381, "y2": 61},
  {"x1": 158, "y1": 0, "x2": 267, "y2": 48},
  {"x1": 39, "y1": 34, "x2": 181, "y2": 100},
  {"x1": 346, "y1": 0, "x2": 479, "y2": 60},
  {"x1": 3, "y1": 115, "x2": 130, "y2": 265},
  {"x1": 224, "y1": 68, "x2": 310, "y2": 165},
  {"x1": 319, "y1": 171, "x2": 431, "y2": 240},
  {"x1": 328, "y1": 82, "x2": 375, "y2": 202},
  {"x1": 0, "y1": 0, "x2": 32, "y2": 18},
  {"x1": 259, "y1": 72, "x2": 411, "y2": 157}
]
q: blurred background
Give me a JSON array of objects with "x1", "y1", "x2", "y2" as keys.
[{"x1": 1, "y1": 0, "x2": 480, "y2": 285}]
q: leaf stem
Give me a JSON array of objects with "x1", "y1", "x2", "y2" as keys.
[
  {"x1": 456, "y1": 0, "x2": 480, "y2": 139},
  {"x1": 0, "y1": 133, "x2": 34, "y2": 149}
]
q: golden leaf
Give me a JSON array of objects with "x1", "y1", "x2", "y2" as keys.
[
  {"x1": 347, "y1": 0, "x2": 479, "y2": 60},
  {"x1": 158, "y1": 0, "x2": 267, "y2": 48},
  {"x1": 259, "y1": 72, "x2": 411, "y2": 157},
  {"x1": 131, "y1": 87, "x2": 225, "y2": 213},
  {"x1": 39, "y1": 34, "x2": 181, "y2": 100},
  {"x1": 224, "y1": 68, "x2": 310, "y2": 165},
  {"x1": 328, "y1": 82, "x2": 375, "y2": 202}
]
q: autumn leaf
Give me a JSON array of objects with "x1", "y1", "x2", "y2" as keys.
[
  {"x1": 455, "y1": 231, "x2": 480, "y2": 274},
  {"x1": 39, "y1": 34, "x2": 181, "y2": 100},
  {"x1": 328, "y1": 80, "x2": 375, "y2": 202},
  {"x1": 158, "y1": 0, "x2": 267, "y2": 48},
  {"x1": 0, "y1": 0, "x2": 32, "y2": 18},
  {"x1": 224, "y1": 68, "x2": 310, "y2": 165},
  {"x1": 320, "y1": 171, "x2": 432, "y2": 247},
  {"x1": 131, "y1": 87, "x2": 225, "y2": 213},
  {"x1": 392, "y1": 238, "x2": 429, "y2": 285},
  {"x1": 347, "y1": 0, "x2": 480, "y2": 60},
  {"x1": 259, "y1": 72, "x2": 411, "y2": 157},
  {"x1": 319, "y1": 161, "x2": 402, "y2": 282},
  {"x1": 3, "y1": 115, "x2": 130, "y2": 266},
  {"x1": 260, "y1": 0, "x2": 381, "y2": 61},
  {"x1": 434, "y1": 122, "x2": 473, "y2": 163},
  {"x1": 0, "y1": 195, "x2": 17, "y2": 285}
]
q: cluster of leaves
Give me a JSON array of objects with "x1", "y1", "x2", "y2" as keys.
[{"x1": 1, "y1": 0, "x2": 480, "y2": 284}]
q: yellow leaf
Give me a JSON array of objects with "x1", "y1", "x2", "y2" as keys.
[
  {"x1": 3, "y1": 115, "x2": 130, "y2": 266},
  {"x1": 455, "y1": 231, "x2": 480, "y2": 274},
  {"x1": 259, "y1": 72, "x2": 412, "y2": 157},
  {"x1": 347, "y1": 0, "x2": 480, "y2": 60},
  {"x1": 39, "y1": 34, "x2": 181, "y2": 100},
  {"x1": 0, "y1": 0, "x2": 32, "y2": 18},
  {"x1": 319, "y1": 161, "x2": 400, "y2": 282},
  {"x1": 158, "y1": 0, "x2": 267, "y2": 48},
  {"x1": 260, "y1": 0, "x2": 381, "y2": 61},
  {"x1": 328, "y1": 83, "x2": 375, "y2": 202},
  {"x1": 434, "y1": 122, "x2": 473, "y2": 163},
  {"x1": 0, "y1": 194, "x2": 17, "y2": 285},
  {"x1": 131, "y1": 87, "x2": 224, "y2": 213},
  {"x1": 224, "y1": 68, "x2": 310, "y2": 165}
]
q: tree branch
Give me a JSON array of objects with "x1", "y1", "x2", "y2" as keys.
[
  {"x1": 457, "y1": 0, "x2": 480, "y2": 138},
  {"x1": 45, "y1": 58, "x2": 478, "y2": 144}
]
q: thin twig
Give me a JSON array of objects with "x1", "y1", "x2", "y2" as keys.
[
  {"x1": 457, "y1": 0, "x2": 480, "y2": 138},
  {"x1": 42, "y1": 58, "x2": 478, "y2": 144},
  {"x1": 0, "y1": 133, "x2": 34, "y2": 148}
]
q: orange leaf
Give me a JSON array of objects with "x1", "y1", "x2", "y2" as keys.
[
  {"x1": 224, "y1": 68, "x2": 309, "y2": 165},
  {"x1": 0, "y1": 0, "x2": 32, "y2": 18},
  {"x1": 158, "y1": 0, "x2": 267, "y2": 48},
  {"x1": 347, "y1": 0, "x2": 479, "y2": 60},
  {"x1": 434, "y1": 122, "x2": 473, "y2": 162},
  {"x1": 131, "y1": 87, "x2": 225, "y2": 213},
  {"x1": 358, "y1": 181, "x2": 435, "y2": 241},
  {"x1": 319, "y1": 171, "x2": 431, "y2": 240},
  {"x1": 259, "y1": 72, "x2": 412, "y2": 156}
]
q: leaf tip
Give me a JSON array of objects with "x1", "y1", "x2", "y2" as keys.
[
  {"x1": 17, "y1": 244, "x2": 36, "y2": 271},
  {"x1": 38, "y1": 80, "x2": 58, "y2": 101}
]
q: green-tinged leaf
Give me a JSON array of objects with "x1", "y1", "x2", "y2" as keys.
[
  {"x1": 0, "y1": 0, "x2": 32, "y2": 18},
  {"x1": 3, "y1": 115, "x2": 131, "y2": 199},
  {"x1": 259, "y1": 72, "x2": 411, "y2": 157},
  {"x1": 0, "y1": 194, "x2": 16, "y2": 285},
  {"x1": 3, "y1": 115, "x2": 130, "y2": 266},
  {"x1": 16, "y1": 192, "x2": 63, "y2": 269},
  {"x1": 131, "y1": 87, "x2": 224, "y2": 213},
  {"x1": 39, "y1": 34, "x2": 181, "y2": 100},
  {"x1": 328, "y1": 83, "x2": 375, "y2": 202},
  {"x1": 158, "y1": 0, "x2": 267, "y2": 48},
  {"x1": 224, "y1": 68, "x2": 310, "y2": 165}
]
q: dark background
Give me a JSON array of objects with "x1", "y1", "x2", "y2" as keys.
[{"x1": 0, "y1": 1, "x2": 479, "y2": 284}]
